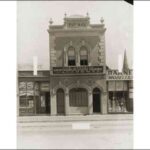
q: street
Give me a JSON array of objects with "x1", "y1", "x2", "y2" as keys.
[{"x1": 17, "y1": 118, "x2": 133, "y2": 149}]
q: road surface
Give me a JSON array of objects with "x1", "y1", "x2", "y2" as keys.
[{"x1": 17, "y1": 120, "x2": 133, "y2": 149}]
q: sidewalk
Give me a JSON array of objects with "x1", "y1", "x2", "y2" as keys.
[
  {"x1": 17, "y1": 114, "x2": 133, "y2": 131},
  {"x1": 18, "y1": 114, "x2": 133, "y2": 123}
]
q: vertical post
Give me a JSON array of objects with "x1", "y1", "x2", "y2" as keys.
[
  {"x1": 25, "y1": 82, "x2": 27, "y2": 114},
  {"x1": 101, "y1": 92, "x2": 108, "y2": 114},
  {"x1": 122, "y1": 81, "x2": 124, "y2": 112},
  {"x1": 64, "y1": 48, "x2": 68, "y2": 67},
  {"x1": 128, "y1": 80, "x2": 133, "y2": 112},
  {"x1": 50, "y1": 91, "x2": 57, "y2": 115},
  {"x1": 65, "y1": 89, "x2": 69, "y2": 115},
  {"x1": 34, "y1": 81, "x2": 37, "y2": 115},
  {"x1": 17, "y1": 81, "x2": 19, "y2": 117},
  {"x1": 76, "y1": 50, "x2": 80, "y2": 66},
  {"x1": 114, "y1": 81, "x2": 117, "y2": 112},
  {"x1": 33, "y1": 56, "x2": 38, "y2": 115},
  {"x1": 33, "y1": 56, "x2": 38, "y2": 76},
  {"x1": 88, "y1": 90, "x2": 93, "y2": 115},
  {"x1": 112, "y1": 81, "x2": 116, "y2": 112},
  {"x1": 106, "y1": 81, "x2": 110, "y2": 113}
]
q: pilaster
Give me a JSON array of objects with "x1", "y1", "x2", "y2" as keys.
[
  {"x1": 101, "y1": 91, "x2": 108, "y2": 114},
  {"x1": 88, "y1": 91, "x2": 93, "y2": 115},
  {"x1": 65, "y1": 89, "x2": 69, "y2": 115},
  {"x1": 50, "y1": 91, "x2": 57, "y2": 115}
]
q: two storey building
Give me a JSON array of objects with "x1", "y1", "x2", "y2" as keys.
[{"x1": 18, "y1": 14, "x2": 133, "y2": 116}]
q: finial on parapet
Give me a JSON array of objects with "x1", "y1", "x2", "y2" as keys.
[
  {"x1": 86, "y1": 12, "x2": 89, "y2": 17},
  {"x1": 49, "y1": 18, "x2": 53, "y2": 25},
  {"x1": 64, "y1": 12, "x2": 67, "y2": 18},
  {"x1": 100, "y1": 17, "x2": 104, "y2": 24}
]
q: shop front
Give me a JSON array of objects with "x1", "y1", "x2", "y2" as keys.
[
  {"x1": 107, "y1": 70, "x2": 133, "y2": 114},
  {"x1": 19, "y1": 81, "x2": 50, "y2": 116}
]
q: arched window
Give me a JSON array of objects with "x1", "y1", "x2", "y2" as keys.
[
  {"x1": 80, "y1": 46, "x2": 88, "y2": 65},
  {"x1": 68, "y1": 46, "x2": 76, "y2": 66},
  {"x1": 69, "y1": 88, "x2": 88, "y2": 107}
]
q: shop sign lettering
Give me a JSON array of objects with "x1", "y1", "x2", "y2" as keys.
[{"x1": 53, "y1": 66, "x2": 103, "y2": 74}]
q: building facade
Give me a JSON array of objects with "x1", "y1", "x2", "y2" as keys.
[{"x1": 18, "y1": 14, "x2": 133, "y2": 116}]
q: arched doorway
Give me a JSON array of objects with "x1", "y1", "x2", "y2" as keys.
[
  {"x1": 93, "y1": 88, "x2": 101, "y2": 113},
  {"x1": 56, "y1": 88, "x2": 65, "y2": 115}
]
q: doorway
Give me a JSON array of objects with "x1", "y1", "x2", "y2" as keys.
[
  {"x1": 56, "y1": 88, "x2": 65, "y2": 115},
  {"x1": 45, "y1": 92, "x2": 50, "y2": 114},
  {"x1": 36, "y1": 92, "x2": 50, "y2": 115},
  {"x1": 93, "y1": 88, "x2": 101, "y2": 113}
]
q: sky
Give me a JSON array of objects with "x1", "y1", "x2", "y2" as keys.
[{"x1": 17, "y1": 1, "x2": 133, "y2": 69}]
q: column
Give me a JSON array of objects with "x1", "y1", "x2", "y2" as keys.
[
  {"x1": 112, "y1": 97, "x2": 116, "y2": 112},
  {"x1": 88, "y1": 91, "x2": 93, "y2": 115},
  {"x1": 64, "y1": 48, "x2": 68, "y2": 67},
  {"x1": 50, "y1": 93, "x2": 57, "y2": 115},
  {"x1": 101, "y1": 92, "x2": 108, "y2": 114},
  {"x1": 65, "y1": 89, "x2": 69, "y2": 115},
  {"x1": 76, "y1": 50, "x2": 80, "y2": 66}
]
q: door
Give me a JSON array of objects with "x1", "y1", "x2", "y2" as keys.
[
  {"x1": 45, "y1": 92, "x2": 50, "y2": 114},
  {"x1": 57, "y1": 89, "x2": 65, "y2": 115},
  {"x1": 36, "y1": 92, "x2": 50, "y2": 115},
  {"x1": 93, "y1": 88, "x2": 101, "y2": 113}
]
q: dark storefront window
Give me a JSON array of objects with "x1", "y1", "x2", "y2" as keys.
[
  {"x1": 108, "y1": 91, "x2": 128, "y2": 113},
  {"x1": 19, "y1": 96, "x2": 27, "y2": 107},
  {"x1": 69, "y1": 88, "x2": 88, "y2": 107},
  {"x1": 108, "y1": 81, "x2": 133, "y2": 113},
  {"x1": 27, "y1": 96, "x2": 34, "y2": 108},
  {"x1": 19, "y1": 81, "x2": 51, "y2": 116},
  {"x1": 19, "y1": 82, "x2": 39, "y2": 115}
]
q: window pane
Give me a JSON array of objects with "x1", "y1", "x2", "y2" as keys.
[
  {"x1": 68, "y1": 47, "x2": 75, "y2": 56},
  {"x1": 19, "y1": 82, "x2": 26, "y2": 91},
  {"x1": 19, "y1": 82, "x2": 27, "y2": 96},
  {"x1": 80, "y1": 47, "x2": 88, "y2": 66},
  {"x1": 40, "y1": 95, "x2": 45, "y2": 107},
  {"x1": 19, "y1": 96, "x2": 27, "y2": 107},
  {"x1": 68, "y1": 60, "x2": 75, "y2": 66},
  {"x1": 80, "y1": 46, "x2": 87, "y2": 56}
]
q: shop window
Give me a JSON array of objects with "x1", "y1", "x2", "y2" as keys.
[
  {"x1": 19, "y1": 96, "x2": 28, "y2": 107},
  {"x1": 80, "y1": 46, "x2": 88, "y2": 66},
  {"x1": 40, "y1": 95, "x2": 46, "y2": 107},
  {"x1": 108, "y1": 91, "x2": 128, "y2": 113},
  {"x1": 69, "y1": 88, "x2": 88, "y2": 107},
  {"x1": 68, "y1": 46, "x2": 76, "y2": 66},
  {"x1": 27, "y1": 96, "x2": 34, "y2": 108},
  {"x1": 29, "y1": 101, "x2": 34, "y2": 108}
]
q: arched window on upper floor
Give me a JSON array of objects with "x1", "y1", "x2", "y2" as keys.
[
  {"x1": 80, "y1": 46, "x2": 88, "y2": 66},
  {"x1": 68, "y1": 46, "x2": 76, "y2": 66}
]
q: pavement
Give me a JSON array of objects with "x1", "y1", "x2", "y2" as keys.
[{"x1": 17, "y1": 114, "x2": 133, "y2": 149}]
